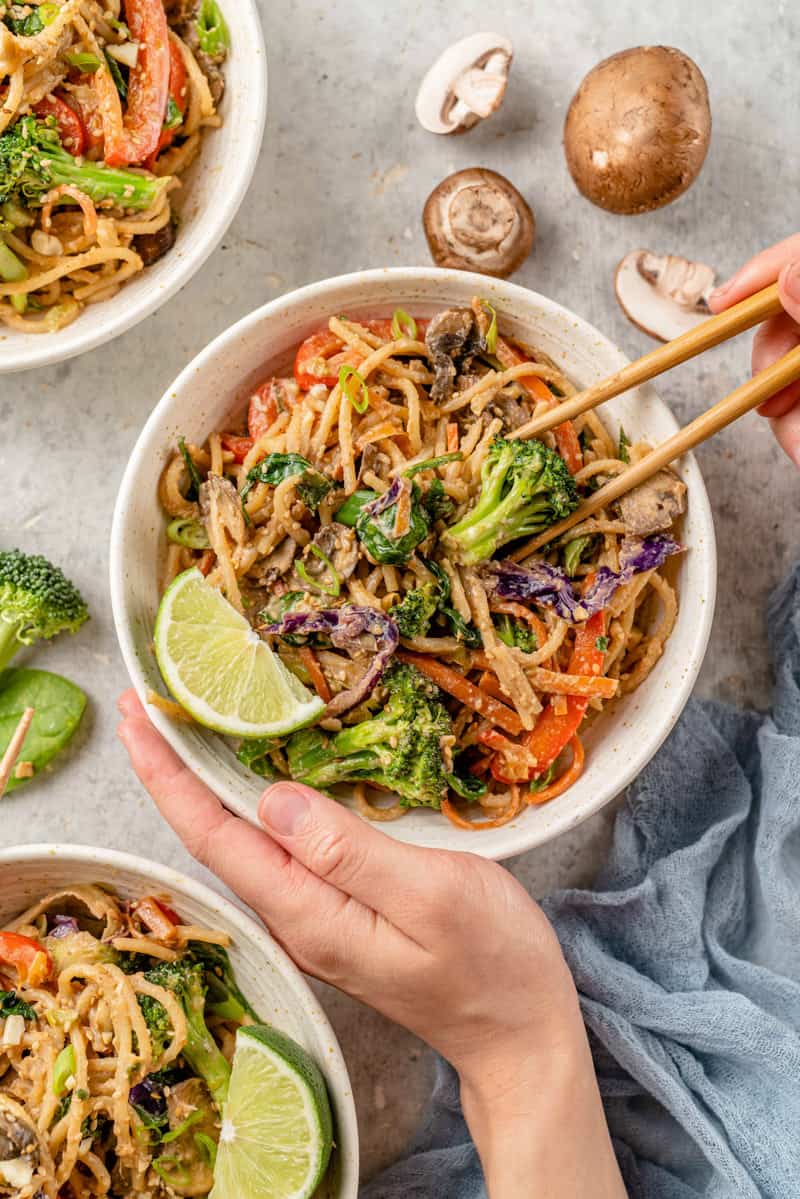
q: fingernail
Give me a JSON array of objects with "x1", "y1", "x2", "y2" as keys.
[
  {"x1": 710, "y1": 279, "x2": 733, "y2": 302},
  {"x1": 260, "y1": 785, "x2": 310, "y2": 836},
  {"x1": 781, "y1": 259, "x2": 800, "y2": 303}
]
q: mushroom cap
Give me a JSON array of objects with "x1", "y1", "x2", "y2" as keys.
[
  {"x1": 415, "y1": 32, "x2": 513, "y2": 135},
  {"x1": 615, "y1": 249, "x2": 716, "y2": 340},
  {"x1": 564, "y1": 46, "x2": 711, "y2": 215},
  {"x1": 423, "y1": 167, "x2": 535, "y2": 278}
]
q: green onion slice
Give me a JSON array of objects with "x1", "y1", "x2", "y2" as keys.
[
  {"x1": 66, "y1": 52, "x2": 103, "y2": 72},
  {"x1": 481, "y1": 300, "x2": 498, "y2": 353},
  {"x1": 167, "y1": 517, "x2": 210, "y2": 550},
  {"x1": 296, "y1": 545, "x2": 341, "y2": 597},
  {"x1": 403, "y1": 451, "x2": 462, "y2": 478},
  {"x1": 53, "y1": 1045, "x2": 76, "y2": 1097},
  {"x1": 339, "y1": 364, "x2": 369, "y2": 414},
  {"x1": 391, "y1": 307, "x2": 417, "y2": 340}
]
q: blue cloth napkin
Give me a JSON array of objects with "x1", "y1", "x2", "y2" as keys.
[{"x1": 362, "y1": 564, "x2": 800, "y2": 1198}]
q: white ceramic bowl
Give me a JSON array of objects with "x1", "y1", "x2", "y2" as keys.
[
  {"x1": 0, "y1": 843, "x2": 359, "y2": 1197},
  {"x1": 110, "y1": 268, "x2": 717, "y2": 861},
  {"x1": 0, "y1": 2, "x2": 267, "y2": 374}
]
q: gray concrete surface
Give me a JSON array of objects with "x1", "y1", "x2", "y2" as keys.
[{"x1": 2, "y1": 0, "x2": 799, "y2": 1181}]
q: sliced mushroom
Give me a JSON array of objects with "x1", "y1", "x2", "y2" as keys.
[
  {"x1": 564, "y1": 46, "x2": 711, "y2": 214},
  {"x1": 251, "y1": 537, "x2": 298, "y2": 589},
  {"x1": 9, "y1": 885, "x2": 123, "y2": 939},
  {"x1": 415, "y1": 33, "x2": 513, "y2": 135},
  {"x1": 616, "y1": 468, "x2": 687, "y2": 535},
  {"x1": 423, "y1": 168, "x2": 535, "y2": 278},
  {"x1": 615, "y1": 251, "x2": 716, "y2": 340},
  {"x1": 199, "y1": 474, "x2": 247, "y2": 547},
  {"x1": 295, "y1": 523, "x2": 359, "y2": 589},
  {"x1": 134, "y1": 219, "x2": 176, "y2": 268},
  {"x1": 0, "y1": 1098, "x2": 39, "y2": 1191},
  {"x1": 425, "y1": 307, "x2": 486, "y2": 404}
]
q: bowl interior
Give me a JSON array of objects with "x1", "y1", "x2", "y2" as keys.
[
  {"x1": 111, "y1": 268, "x2": 717, "y2": 861},
  {"x1": 0, "y1": 845, "x2": 358, "y2": 1198},
  {"x1": 0, "y1": 2, "x2": 267, "y2": 374}
]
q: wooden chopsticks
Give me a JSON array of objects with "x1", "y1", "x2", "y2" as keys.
[
  {"x1": 507, "y1": 281, "x2": 800, "y2": 559},
  {"x1": 511, "y1": 282, "x2": 784, "y2": 443},
  {"x1": 0, "y1": 707, "x2": 34, "y2": 798}
]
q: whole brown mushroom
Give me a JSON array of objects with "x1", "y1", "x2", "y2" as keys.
[
  {"x1": 423, "y1": 167, "x2": 535, "y2": 278},
  {"x1": 564, "y1": 46, "x2": 711, "y2": 215}
]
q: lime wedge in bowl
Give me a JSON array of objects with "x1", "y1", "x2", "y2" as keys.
[
  {"x1": 210, "y1": 1023, "x2": 334, "y2": 1199},
  {"x1": 154, "y1": 569, "x2": 325, "y2": 737}
]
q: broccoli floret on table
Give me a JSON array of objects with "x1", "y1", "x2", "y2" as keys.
[
  {"x1": 444, "y1": 437, "x2": 578, "y2": 564},
  {"x1": 0, "y1": 548, "x2": 88, "y2": 671},
  {"x1": 286, "y1": 662, "x2": 452, "y2": 808}
]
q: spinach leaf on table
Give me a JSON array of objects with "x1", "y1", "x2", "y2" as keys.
[{"x1": 0, "y1": 668, "x2": 86, "y2": 792}]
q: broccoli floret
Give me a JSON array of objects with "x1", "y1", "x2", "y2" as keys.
[
  {"x1": 187, "y1": 942, "x2": 261, "y2": 1024},
  {"x1": 138, "y1": 993, "x2": 173, "y2": 1063},
  {"x1": 144, "y1": 960, "x2": 231, "y2": 1109},
  {"x1": 0, "y1": 116, "x2": 169, "y2": 212},
  {"x1": 493, "y1": 613, "x2": 538, "y2": 653},
  {"x1": 286, "y1": 662, "x2": 452, "y2": 808},
  {"x1": 0, "y1": 548, "x2": 88, "y2": 671},
  {"x1": 444, "y1": 437, "x2": 578, "y2": 564},
  {"x1": 390, "y1": 583, "x2": 440, "y2": 638}
]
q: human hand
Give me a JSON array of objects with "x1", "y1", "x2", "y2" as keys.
[
  {"x1": 708, "y1": 234, "x2": 800, "y2": 466},
  {"x1": 117, "y1": 690, "x2": 625, "y2": 1198}
]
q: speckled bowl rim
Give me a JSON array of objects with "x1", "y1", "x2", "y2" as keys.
[
  {"x1": 0, "y1": 0, "x2": 267, "y2": 374},
  {"x1": 110, "y1": 266, "x2": 717, "y2": 861},
  {"x1": 0, "y1": 842, "x2": 359, "y2": 1196}
]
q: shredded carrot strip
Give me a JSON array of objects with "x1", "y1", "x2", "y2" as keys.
[
  {"x1": 527, "y1": 736, "x2": 585, "y2": 806},
  {"x1": 446, "y1": 422, "x2": 459, "y2": 453},
  {"x1": 398, "y1": 651, "x2": 523, "y2": 735},
  {"x1": 442, "y1": 784, "x2": 523, "y2": 830},
  {"x1": 299, "y1": 647, "x2": 332, "y2": 704},
  {"x1": 477, "y1": 670, "x2": 509, "y2": 702}
]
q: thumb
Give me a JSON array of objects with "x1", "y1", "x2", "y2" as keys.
[{"x1": 778, "y1": 260, "x2": 800, "y2": 325}]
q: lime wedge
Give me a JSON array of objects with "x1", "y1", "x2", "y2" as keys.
[
  {"x1": 154, "y1": 569, "x2": 325, "y2": 738},
  {"x1": 210, "y1": 1023, "x2": 334, "y2": 1199}
]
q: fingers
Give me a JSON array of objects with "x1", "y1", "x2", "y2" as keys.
[
  {"x1": 709, "y1": 233, "x2": 800, "y2": 312},
  {"x1": 752, "y1": 313, "x2": 800, "y2": 423},
  {"x1": 258, "y1": 781, "x2": 438, "y2": 929},
  {"x1": 116, "y1": 694, "x2": 414, "y2": 988}
]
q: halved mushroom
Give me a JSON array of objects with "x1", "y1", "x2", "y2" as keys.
[
  {"x1": 616, "y1": 468, "x2": 687, "y2": 535},
  {"x1": 0, "y1": 1097, "x2": 39, "y2": 1192},
  {"x1": 415, "y1": 32, "x2": 513, "y2": 135},
  {"x1": 425, "y1": 307, "x2": 486, "y2": 403},
  {"x1": 564, "y1": 46, "x2": 711, "y2": 214},
  {"x1": 423, "y1": 168, "x2": 535, "y2": 278},
  {"x1": 615, "y1": 251, "x2": 716, "y2": 341}
]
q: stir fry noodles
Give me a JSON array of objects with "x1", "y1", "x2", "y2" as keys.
[
  {"x1": 0, "y1": 0, "x2": 228, "y2": 333},
  {"x1": 158, "y1": 300, "x2": 686, "y2": 829},
  {"x1": 0, "y1": 885, "x2": 256, "y2": 1198}
]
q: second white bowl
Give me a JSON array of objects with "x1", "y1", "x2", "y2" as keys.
[{"x1": 110, "y1": 267, "x2": 717, "y2": 861}]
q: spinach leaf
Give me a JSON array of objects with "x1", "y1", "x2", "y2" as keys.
[
  {"x1": 0, "y1": 990, "x2": 35, "y2": 1019},
  {"x1": 0, "y1": 668, "x2": 86, "y2": 792}
]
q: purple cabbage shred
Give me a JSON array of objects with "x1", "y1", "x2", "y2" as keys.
[
  {"x1": 492, "y1": 534, "x2": 683, "y2": 622},
  {"x1": 264, "y1": 605, "x2": 400, "y2": 716}
]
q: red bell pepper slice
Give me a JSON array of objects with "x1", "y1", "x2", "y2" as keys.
[
  {"x1": 220, "y1": 434, "x2": 254, "y2": 463},
  {"x1": 294, "y1": 331, "x2": 364, "y2": 390},
  {"x1": 95, "y1": 0, "x2": 170, "y2": 167},
  {"x1": 33, "y1": 94, "x2": 87, "y2": 156},
  {"x1": 495, "y1": 335, "x2": 584, "y2": 474},
  {"x1": 0, "y1": 932, "x2": 52, "y2": 987},
  {"x1": 146, "y1": 37, "x2": 188, "y2": 168},
  {"x1": 522, "y1": 611, "x2": 607, "y2": 778},
  {"x1": 248, "y1": 380, "x2": 280, "y2": 440}
]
